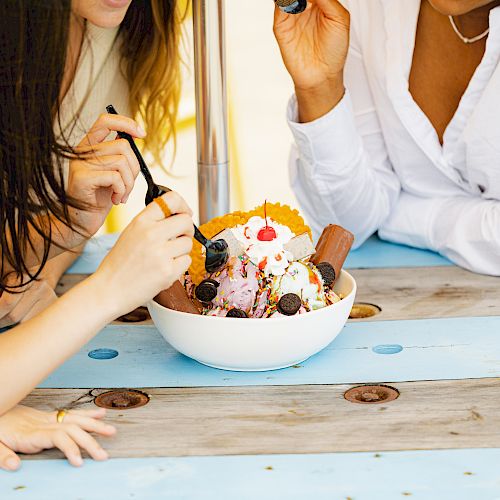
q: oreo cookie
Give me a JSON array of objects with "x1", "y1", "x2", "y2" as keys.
[
  {"x1": 226, "y1": 308, "x2": 248, "y2": 318},
  {"x1": 277, "y1": 293, "x2": 302, "y2": 316},
  {"x1": 316, "y1": 262, "x2": 336, "y2": 287},
  {"x1": 195, "y1": 279, "x2": 219, "y2": 303}
]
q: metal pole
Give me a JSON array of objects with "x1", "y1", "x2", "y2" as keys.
[{"x1": 192, "y1": 0, "x2": 230, "y2": 224}]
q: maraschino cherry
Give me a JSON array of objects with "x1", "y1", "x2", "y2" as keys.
[{"x1": 257, "y1": 200, "x2": 277, "y2": 241}]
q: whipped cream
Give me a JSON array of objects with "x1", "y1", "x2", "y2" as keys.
[{"x1": 233, "y1": 216, "x2": 294, "y2": 276}]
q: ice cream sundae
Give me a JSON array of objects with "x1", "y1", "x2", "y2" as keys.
[{"x1": 155, "y1": 202, "x2": 354, "y2": 318}]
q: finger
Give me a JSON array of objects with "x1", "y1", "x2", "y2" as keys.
[
  {"x1": 81, "y1": 113, "x2": 146, "y2": 147},
  {"x1": 162, "y1": 214, "x2": 195, "y2": 241},
  {"x1": 63, "y1": 414, "x2": 116, "y2": 437},
  {"x1": 77, "y1": 138, "x2": 140, "y2": 184},
  {"x1": 92, "y1": 171, "x2": 127, "y2": 206},
  {"x1": 163, "y1": 236, "x2": 193, "y2": 260},
  {"x1": 69, "y1": 408, "x2": 107, "y2": 420},
  {"x1": 143, "y1": 191, "x2": 194, "y2": 221},
  {"x1": 274, "y1": 0, "x2": 313, "y2": 22},
  {"x1": 85, "y1": 155, "x2": 135, "y2": 203},
  {"x1": 65, "y1": 425, "x2": 108, "y2": 462},
  {"x1": 52, "y1": 431, "x2": 83, "y2": 467},
  {"x1": 0, "y1": 441, "x2": 21, "y2": 472},
  {"x1": 172, "y1": 254, "x2": 192, "y2": 277}
]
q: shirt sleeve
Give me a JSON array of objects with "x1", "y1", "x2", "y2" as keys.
[
  {"x1": 287, "y1": 22, "x2": 400, "y2": 246},
  {"x1": 379, "y1": 191, "x2": 500, "y2": 276}
]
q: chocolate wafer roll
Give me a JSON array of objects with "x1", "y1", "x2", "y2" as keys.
[
  {"x1": 154, "y1": 281, "x2": 200, "y2": 315},
  {"x1": 311, "y1": 225, "x2": 354, "y2": 287}
]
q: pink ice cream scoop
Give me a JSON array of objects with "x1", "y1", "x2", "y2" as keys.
[{"x1": 212, "y1": 256, "x2": 262, "y2": 315}]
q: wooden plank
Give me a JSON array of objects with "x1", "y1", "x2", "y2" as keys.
[
  {"x1": 350, "y1": 266, "x2": 500, "y2": 321},
  {"x1": 2, "y1": 448, "x2": 499, "y2": 500},
  {"x1": 39, "y1": 316, "x2": 500, "y2": 389},
  {"x1": 23, "y1": 378, "x2": 500, "y2": 459}
]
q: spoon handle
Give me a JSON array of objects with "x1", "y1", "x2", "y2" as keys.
[
  {"x1": 105, "y1": 105, "x2": 156, "y2": 195},
  {"x1": 105, "y1": 105, "x2": 211, "y2": 250},
  {"x1": 193, "y1": 225, "x2": 209, "y2": 246}
]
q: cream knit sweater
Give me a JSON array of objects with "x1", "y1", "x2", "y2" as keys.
[{"x1": 56, "y1": 22, "x2": 131, "y2": 150}]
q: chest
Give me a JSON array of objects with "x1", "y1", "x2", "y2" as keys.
[
  {"x1": 351, "y1": 1, "x2": 500, "y2": 199},
  {"x1": 408, "y1": 10, "x2": 487, "y2": 144}
]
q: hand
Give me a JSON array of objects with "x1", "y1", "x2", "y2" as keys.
[
  {"x1": 274, "y1": 0, "x2": 350, "y2": 121},
  {"x1": 0, "y1": 405, "x2": 116, "y2": 471},
  {"x1": 67, "y1": 113, "x2": 145, "y2": 237},
  {"x1": 94, "y1": 191, "x2": 195, "y2": 316},
  {"x1": 0, "y1": 274, "x2": 58, "y2": 329}
]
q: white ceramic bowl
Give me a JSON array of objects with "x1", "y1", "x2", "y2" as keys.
[{"x1": 148, "y1": 270, "x2": 356, "y2": 372}]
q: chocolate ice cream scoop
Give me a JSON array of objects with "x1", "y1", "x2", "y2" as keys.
[{"x1": 311, "y1": 225, "x2": 354, "y2": 287}]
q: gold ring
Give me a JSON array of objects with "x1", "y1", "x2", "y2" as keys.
[
  {"x1": 56, "y1": 409, "x2": 68, "y2": 424},
  {"x1": 154, "y1": 197, "x2": 172, "y2": 219}
]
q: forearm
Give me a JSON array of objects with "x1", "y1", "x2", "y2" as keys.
[
  {"x1": 288, "y1": 92, "x2": 400, "y2": 244},
  {"x1": 0, "y1": 272, "x2": 117, "y2": 414},
  {"x1": 379, "y1": 192, "x2": 500, "y2": 276}
]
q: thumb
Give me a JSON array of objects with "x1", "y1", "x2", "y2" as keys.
[
  {"x1": 0, "y1": 441, "x2": 21, "y2": 471},
  {"x1": 274, "y1": 4, "x2": 288, "y2": 25}
]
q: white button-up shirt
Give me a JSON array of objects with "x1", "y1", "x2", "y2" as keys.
[{"x1": 288, "y1": 0, "x2": 500, "y2": 275}]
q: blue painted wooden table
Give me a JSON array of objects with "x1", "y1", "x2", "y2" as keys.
[{"x1": 3, "y1": 234, "x2": 500, "y2": 500}]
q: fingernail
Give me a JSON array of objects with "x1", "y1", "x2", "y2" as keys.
[
  {"x1": 6, "y1": 457, "x2": 19, "y2": 470},
  {"x1": 73, "y1": 456, "x2": 83, "y2": 467},
  {"x1": 137, "y1": 125, "x2": 146, "y2": 137}
]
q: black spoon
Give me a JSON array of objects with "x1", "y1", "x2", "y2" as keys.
[{"x1": 106, "y1": 105, "x2": 229, "y2": 274}]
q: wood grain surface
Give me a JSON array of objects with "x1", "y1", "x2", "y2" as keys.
[
  {"x1": 23, "y1": 378, "x2": 500, "y2": 460},
  {"x1": 350, "y1": 266, "x2": 500, "y2": 322}
]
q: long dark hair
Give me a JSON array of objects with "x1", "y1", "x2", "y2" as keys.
[{"x1": 0, "y1": 0, "x2": 183, "y2": 293}]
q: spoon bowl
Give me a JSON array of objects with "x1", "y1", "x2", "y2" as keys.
[
  {"x1": 205, "y1": 238, "x2": 229, "y2": 274},
  {"x1": 193, "y1": 226, "x2": 229, "y2": 273}
]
